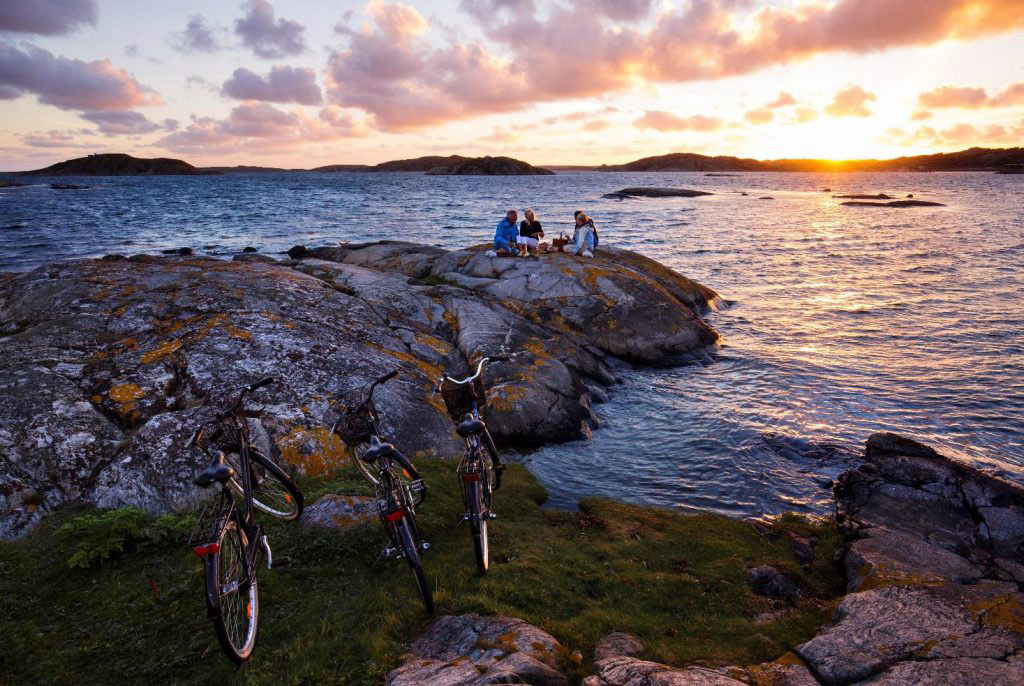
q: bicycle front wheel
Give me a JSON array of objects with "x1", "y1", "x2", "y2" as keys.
[
  {"x1": 204, "y1": 515, "x2": 259, "y2": 663},
  {"x1": 226, "y1": 450, "x2": 303, "y2": 521},
  {"x1": 396, "y1": 516, "x2": 434, "y2": 614},
  {"x1": 467, "y1": 481, "x2": 489, "y2": 575}
]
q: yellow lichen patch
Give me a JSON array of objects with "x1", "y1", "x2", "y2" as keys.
[
  {"x1": 224, "y1": 323, "x2": 252, "y2": 340},
  {"x1": 275, "y1": 426, "x2": 350, "y2": 478},
  {"x1": 141, "y1": 339, "x2": 182, "y2": 365},
  {"x1": 108, "y1": 383, "x2": 146, "y2": 412},
  {"x1": 487, "y1": 383, "x2": 529, "y2": 413},
  {"x1": 854, "y1": 562, "x2": 945, "y2": 592},
  {"x1": 772, "y1": 652, "x2": 807, "y2": 667},
  {"x1": 90, "y1": 394, "x2": 102, "y2": 405},
  {"x1": 327, "y1": 496, "x2": 376, "y2": 530},
  {"x1": 970, "y1": 593, "x2": 1024, "y2": 634},
  {"x1": 414, "y1": 332, "x2": 450, "y2": 355},
  {"x1": 121, "y1": 337, "x2": 138, "y2": 349},
  {"x1": 367, "y1": 342, "x2": 442, "y2": 379}
]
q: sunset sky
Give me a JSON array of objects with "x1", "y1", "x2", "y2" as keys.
[{"x1": 1, "y1": 0, "x2": 1023, "y2": 170}]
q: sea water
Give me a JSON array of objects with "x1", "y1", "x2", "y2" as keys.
[{"x1": 2, "y1": 171, "x2": 1022, "y2": 516}]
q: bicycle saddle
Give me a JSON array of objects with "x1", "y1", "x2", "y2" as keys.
[
  {"x1": 456, "y1": 413, "x2": 486, "y2": 438},
  {"x1": 194, "y1": 452, "x2": 235, "y2": 488},
  {"x1": 363, "y1": 435, "x2": 395, "y2": 462}
]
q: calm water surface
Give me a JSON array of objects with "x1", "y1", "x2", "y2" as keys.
[{"x1": 2, "y1": 171, "x2": 1022, "y2": 517}]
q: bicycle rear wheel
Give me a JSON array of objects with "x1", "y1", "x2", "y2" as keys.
[
  {"x1": 396, "y1": 516, "x2": 434, "y2": 613},
  {"x1": 226, "y1": 450, "x2": 303, "y2": 520},
  {"x1": 467, "y1": 480, "x2": 489, "y2": 575},
  {"x1": 204, "y1": 515, "x2": 259, "y2": 663}
]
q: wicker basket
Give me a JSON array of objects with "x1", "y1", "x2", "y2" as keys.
[{"x1": 440, "y1": 376, "x2": 487, "y2": 421}]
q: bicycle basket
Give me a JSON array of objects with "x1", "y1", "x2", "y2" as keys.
[
  {"x1": 440, "y1": 376, "x2": 487, "y2": 421},
  {"x1": 333, "y1": 406, "x2": 375, "y2": 447}
]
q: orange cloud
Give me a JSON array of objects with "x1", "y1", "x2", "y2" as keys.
[
  {"x1": 825, "y1": 85, "x2": 876, "y2": 117},
  {"x1": 634, "y1": 110, "x2": 723, "y2": 132},
  {"x1": 917, "y1": 82, "x2": 1024, "y2": 108},
  {"x1": 324, "y1": 0, "x2": 1024, "y2": 131},
  {"x1": 910, "y1": 109, "x2": 933, "y2": 121},
  {"x1": 744, "y1": 108, "x2": 774, "y2": 125}
]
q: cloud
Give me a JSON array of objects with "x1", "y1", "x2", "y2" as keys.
[
  {"x1": 20, "y1": 128, "x2": 98, "y2": 149},
  {"x1": 744, "y1": 108, "x2": 774, "y2": 124},
  {"x1": 172, "y1": 14, "x2": 222, "y2": 54},
  {"x1": 992, "y1": 83, "x2": 1024, "y2": 107},
  {"x1": 222, "y1": 65, "x2": 322, "y2": 105},
  {"x1": 791, "y1": 106, "x2": 818, "y2": 123},
  {"x1": 79, "y1": 110, "x2": 178, "y2": 135},
  {"x1": 583, "y1": 120, "x2": 610, "y2": 131},
  {"x1": 235, "y1": 0, "x2": 306, "y2": 59},
  {"x1": 888, "y1": 120, "x2": 1024, "y2": 147},
  {"x1": 766, "y1": 91, "x2": 796, "y2": 108},
  {"x1": 825, "y1": 85, "x2": 876, "y2": 117},
  {"x1": 910, "y1": 109, "x2": 933, "y2": 121},
  {"x1": 480, "y1": 127, "x2": 519, "y2": 142},
  {"x1": 158, "y1": 103, "x2": 368, "y2": 153},
  {"x1": 918, "y1": 85, "x2": 988, "y2": 108},
  {"x1": 0, "y1": 0, "x2": 97, "y2": 36},
  {"x1": 0, "y1": 42, "x2": 160, "y2": 111},
  {"x1": 917, "y1": 82, "x2": 1024, "y2": 109},
  {"x1": 322, "y1": 0, "x2": 1024, "y2": 131},
  {"x1": 634, "y1": 110, "x2": 723, "y2": 132}
]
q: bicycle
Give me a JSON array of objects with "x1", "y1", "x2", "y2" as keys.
[
  {"x1": 436, "y1": 356, "x2": 508, "y2": 575},
  {"x1": 187, "y1": 377, "x2": 304, "y2": 663},
  {"x1": 331, "y1": 370, "x2": 433, "y2": 613}
]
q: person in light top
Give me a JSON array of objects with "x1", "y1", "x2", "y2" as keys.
[
  {"x1": 517, "y1": 208, "x2": 546, "y2": 253},
  {"x1": 566, "y1": 210, "x2": 598, "y2": 257}
]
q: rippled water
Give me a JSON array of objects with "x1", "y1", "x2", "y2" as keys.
[{"x1": 2, "y1": 171, "x2": 1022, "y2": 517}]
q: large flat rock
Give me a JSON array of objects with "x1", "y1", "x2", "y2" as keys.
[{"x1": 0, "y1": 243, "x2": 720, "y2": 536}]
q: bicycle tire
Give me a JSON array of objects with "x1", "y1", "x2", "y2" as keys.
[
  {"x1": 468, "y1": 480, "x2": 489, "y2": 575},
  {"x1": 226, "y1": 450, "x2": 303, "y2": 520},
  {"x1": 204, "y1": 514, "x2": 259, "y2": 663},
  {"x1": 396, "y1": 516, "x2": 434, "y2": 613}
]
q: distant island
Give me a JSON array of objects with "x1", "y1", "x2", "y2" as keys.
[
  {"x1": 597, "y1": 147, "x2": 1024, "y2": 173},
  {"x1": 21, "y1": 153, "x2": 216, "y2": 176},
  {"x1": 314, "y1": 155, "x2": 553, "y2": 175},
  {"x1": 11, "y1": 147, "x2": 1023, "y2": 177}
]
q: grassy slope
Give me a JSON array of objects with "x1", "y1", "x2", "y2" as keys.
[{"x1": 0, "y1": 462, "x2": 843, "y2": 685}]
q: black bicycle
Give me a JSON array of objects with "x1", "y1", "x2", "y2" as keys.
[
  {"x1": 436, "y1": 356, "x2": 507, "y2": 575},
  {"x1": 188, "y1": 377, "x2": 304, "y2": 663},
  {"x1": 331, "y1": 370, "x2": 433, "y2": 613}
]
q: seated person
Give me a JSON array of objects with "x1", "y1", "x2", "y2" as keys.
[
  {"x1": 517, "y1": 208, "x2": 547, "y2": 252},
  {"x1": 488, "y1": 210, "x2": 521, "y2": 257},
  {"x1": 566, "y1": 210, "x2": 598, "y2": 257}
]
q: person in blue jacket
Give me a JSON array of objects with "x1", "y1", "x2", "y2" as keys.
[{"x1": 489, "y1": 210, "x2": 521, "y2": 256}]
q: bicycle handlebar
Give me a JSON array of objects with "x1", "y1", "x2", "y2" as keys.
[
  {"x1": 219, "y1": 376, "x2": 275, "y2": 419},
  {"x1": 436, "y1": 354, "x2": 513, "y2": 390},
  {"x1": 340, "y1": 369, "x2": 399, "y2": 413}
]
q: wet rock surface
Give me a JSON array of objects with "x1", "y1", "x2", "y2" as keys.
[
  {"x1": 840, "y1": 200, "x2": 945, "y2": 207},
  {"x1": 0, "y1": 241, "x2": 719, "y2": 537},
  {"x1": 794, "y1": 432, "x2": 1024, "y2": 684}
]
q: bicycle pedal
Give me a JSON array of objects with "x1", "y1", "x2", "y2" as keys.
[
  {"x1": 420, "y1": 541, "x2": 431, "y2": 552},
  {"x1": 261, "y1": 535, "x2": 273, "y2": 570},
  {"x1": 381, "y1": 545, "x2": 400, "y2": 559},
  {"x1": 488, "y1": 512, "x2": 498, "y2": 520}
]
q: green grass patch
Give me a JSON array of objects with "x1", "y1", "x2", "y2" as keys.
[
  {"x1": 418, "y1": 274, "x2": 463, "y2": 288},
  {"x1": 0, "y1": 462, "x2": 843, "y2": 685}
]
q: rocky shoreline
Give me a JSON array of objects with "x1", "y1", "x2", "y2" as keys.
[
  {"x1": 386, "y1": 433, "x2": 1024, "y2": 685},
  {"x1": 0, "y1": 241, "x2": 721, "y2": 538}
]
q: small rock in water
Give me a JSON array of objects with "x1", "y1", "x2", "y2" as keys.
[
  {"x1": 286, "y1": 244, "x2": 308, "y2": 258},
  {"x1": 822, "y1": 187, "x2": 831, "y2": 192},
  {"x1": 160, "y1": 247, "x2": 193, "y2": 256},
  {"x1": 49, "y1": 183, "x2": 87, "y2": 190},
  {"x1": 242, "y1": 246, "x2": 257, "y2": 253},
  {"x1": 758, "y1": 196, "x2": 775, "y2": 200},
  {"x1": 906, "y1": 194, "x2": 914, "y2": 198}
]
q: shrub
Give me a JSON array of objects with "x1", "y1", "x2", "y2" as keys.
[{"x1": 59, "y1": 508, "x2": 194, "y2": 569}]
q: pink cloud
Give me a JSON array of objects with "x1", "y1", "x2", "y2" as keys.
[
  {"x1": 222, "y1": 65, "x2": 322, "y2": 105},
  {"x1": 235, "y1": 0, "x2": 306, "y2": 59},
  {"x1": 766, "y1": 91, "x2": 796, "y2": 108},
  {"x1": 634, "y1": 110, "x2": 722, "y2": 132},
  {"x1": 0, "y1": 42, "x2": 160, "y2": 110},
  {"x1": 583, "y1": 120, "x2": 610, "y2": 131},
  {"x1": 80, "y1": 110, "x2": 177, "y2": 135},
  {"x1": 0, "y1": 0, "x2": 97, "y2": 36},
  {"x1": 791, "y1": 106, "x2": 818, "y2": 123},
  {"x1": 910, "y1": 109, "x2": 933, "y2": 121},
  {"x1": 157, "y1": 103, "x2": 368, "y2": 154},
  {"x1": 824, "y1": 85, "x2": 876, "y2": 117},
  {"x1": 916, "y1": 81, "x2": 1024, "y2": 108}
]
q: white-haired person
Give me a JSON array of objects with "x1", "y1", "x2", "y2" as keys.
[
  {"x1": 517, "y1": 208, "x2": 547, "y2": 253},
  {"x1": 565, "y1": 209, "x2": 598, "y2": 257}
]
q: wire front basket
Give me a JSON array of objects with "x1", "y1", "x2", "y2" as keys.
[
  {"x1": 440, "y1": 376, "x2": 487, "y2": 421},
  {"x1": 333, "y1": 406, "x2": 375, "y2": 447}
]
